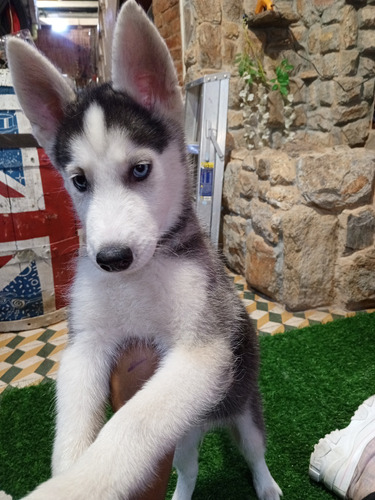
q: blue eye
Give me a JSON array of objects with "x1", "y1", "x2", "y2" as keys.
[{"x1": 132, "y1": 163, "x2": 152, "y2": 181}]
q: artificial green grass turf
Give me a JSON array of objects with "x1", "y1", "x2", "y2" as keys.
[{"x1": 0, "y1": 312, "x2": 374, "y2": 499}]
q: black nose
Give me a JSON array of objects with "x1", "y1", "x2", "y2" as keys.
[{"x1": 96, "y1": 246, "x2": 133, "y2": 272}]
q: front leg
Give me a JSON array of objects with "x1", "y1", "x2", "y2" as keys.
[
  {"x1": 52, "y1": 336, "x2": 115, "y2": 475},
  {"x1": 23, "y1": 340, "x2": 232, "y2": 500}
]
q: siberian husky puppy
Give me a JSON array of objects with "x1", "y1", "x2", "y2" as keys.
[{"x1": 7, "y1": 1, "x2": 282, "y2": 499}]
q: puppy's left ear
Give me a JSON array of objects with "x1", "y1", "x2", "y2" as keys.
[
  {"x1": 112, "y1": 0, "x2": 183, "y2": 122},
  {"x1": 6, "y1": 38, "x2": 75, "y2": 160}
]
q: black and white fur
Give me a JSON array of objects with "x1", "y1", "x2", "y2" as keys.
[{"x1": 6, "y1": 2, "x2": 282, "y2": 499}]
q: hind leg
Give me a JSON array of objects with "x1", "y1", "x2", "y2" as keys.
[
  {"x1": 232, "y1": 407, "x2": 282, "y2": 500},
  {"x1": 171, "y1": 426, "x2": 203, "y2": 500}
]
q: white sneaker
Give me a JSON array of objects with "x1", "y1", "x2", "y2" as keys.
[
  {"x1": 309, "y1": 395, "x2": 375, "y2": 498},
  {"x1": 0, "y1": 492, "x2": 12, "y2": 500}
]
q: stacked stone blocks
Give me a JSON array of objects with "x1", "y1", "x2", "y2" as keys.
[{"x1": 223, "y1": 146, "x2": 375, "y2": 311}]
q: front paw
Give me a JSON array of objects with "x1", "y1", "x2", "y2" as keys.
[
  {"x1": 22, "y1": 476, "x2": 83, "y2": 500},
  {"x1": 21, "y1": 471, "x2": 122, "y2": 500}
]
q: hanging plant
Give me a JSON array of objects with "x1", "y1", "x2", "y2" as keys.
[
  {"x1": 270, "y1": 59, "x2": 294, "y2": 96},
  {"x1": 235, "y1": 21, "x2": 296, "y2": 149}
]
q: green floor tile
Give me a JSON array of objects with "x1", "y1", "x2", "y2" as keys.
[
  {"x1": 5, "y1": 349, "x2": 24, "y2": 365},
  {"x1": 258, "y1": 330, "x2": 271, "y2": 337},
  {"x1": 38, "y1": 329, "x2": 58, "y2": 343},
  {"x1": 35, "y1": 359, "x2": 55, "y2": 377},
  {"x1": 269, "y1": 312, "x2": 282, "y2": 323},
  {"x1": 284, "y1": 324, "x2": 298, "y2": 332},
  {"x1": 293, "y1": 312, "x2": 307, "y2": 319},
  {"x1": 1, "y1": 366, "x2": 22, "y2": 384},
  {"x1": 5, "y1": 336, "x2": 24, "y2": 350},
  {"x1": 307, "y1": 319, "x2": 321, "y2": 326},
  {"x1": 37, "y1": 343, "x2": 56, "y2": 359}
]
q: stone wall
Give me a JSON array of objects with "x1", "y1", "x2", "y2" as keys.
[
  {"x1": 181, "y1": 0, "x2": 245, "y2": 151},
  {"x1": 153, "y1": 0, "x2": 184, "y2": 84},
  {"x1": 182, "y1": 0, "x2": 375, "y2": 149},
  {"x1": 223, "y1": 145, "x2": 375, "y2": 311},
  {"x1": 277, "y1": 0, "x2": 375, "y2": 148}
]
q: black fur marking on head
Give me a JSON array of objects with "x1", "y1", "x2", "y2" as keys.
[{"x1": 54, "y1": 83, "x2": 171, "y2": 168}]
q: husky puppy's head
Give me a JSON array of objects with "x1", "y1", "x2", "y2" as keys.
[{"x1": 6, "y1": 0, "x2": 189, "y2": 273}]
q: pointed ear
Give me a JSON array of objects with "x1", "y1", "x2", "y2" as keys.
[
  {"x1": 6, "y1": 38, "x2": 75, "y2": 159},
  {"x1": 112, "y1": 0, "x2": 183, "y2": 122}
]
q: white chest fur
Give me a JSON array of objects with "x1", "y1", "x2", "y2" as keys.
[{"x1": 69, "y1": 254, "x2": 208, "y2": 348}]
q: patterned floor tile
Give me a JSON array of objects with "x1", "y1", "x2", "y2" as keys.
[
  {"x1": 284, "y1": 316, "x2": 310, "y2": 330},
  {"x1": 249, "y1": 309, "x2": 270, "y2": 329},
  {"x1": 12, "y1": 359, "x2": 44, "y2": 383},
  {"x1": 258, "y1": 321, "x2": 285, "y2": 336},
  {"x1": 0, "y1": 334, "x2": 15, "y2": 348},
  {"x1": 0, "y1": 362, "x2": 12, "y2": 379},
  {"x1": 243, "y1": 299, "x2": 257, "y2": 313},
  {"x1": 0, "y1": 321, "x2": 68, "y2": 394},
  {"x1": 0, "y1": 348, "x2": 13, "y2": 363},
  {"x1": 305, "y1": 310, "x2": 333, "y2": 325}
]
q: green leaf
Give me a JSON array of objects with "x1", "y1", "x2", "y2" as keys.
[{"x1": 278, "y1": 75, "x2": 289, "y2": 85}]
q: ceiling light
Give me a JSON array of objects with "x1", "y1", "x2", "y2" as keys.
[{"x1": 46, "y1": 17, "x2": 69, "y2": 32}]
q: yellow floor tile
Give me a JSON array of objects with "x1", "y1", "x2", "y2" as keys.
[
  {"x1": 47, "y1": 362, "x2": 60, "y2": 378},
  {"x1": 0, "y1": 362, "x2": 13, "y2": 378},
  {"x1": 49, "y1": 320, "x2": 68, "y2": 330},
  {"x1": 249, "y1": 310, "x2": 270, "y2": 328},
  {"x1": 284, "y1": 317, "x2": 309, "y2": 329},
  {"x1": 0, "y1": 362, "x2": 12, "y2": 379},
  {"x1": 244, "y1": 299, "x2": 257, "y2": 313},
  {"x1": 0, "y1": 348, "x2": 13, "y2": 363},
  {"x1": 0, "y1": 334, "x2": 16, "y2": 349},
  {"x1": 259, "y1": 322, "x2": 285, "y2": 335},
  {"x1": 49, "y1": 328, "x2": 69, "y2": 343},
  {"x1": 309, "y1": 312, "x2": 333, "y2": 324},
  {"x1": 48, "y1": 343, "x2": 67, "y2": 359}
]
